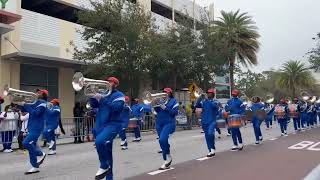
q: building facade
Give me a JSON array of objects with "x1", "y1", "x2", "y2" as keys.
[{"x1": 0, "y1": 0, "x2": 213, "y2": 117}]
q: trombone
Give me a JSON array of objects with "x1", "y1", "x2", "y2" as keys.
[
  {"x1": 72, "y1": 72, "x2": 112, "y2": 97},
  {"x1": 3, "y1": 85, "x2": 37, "y2": 105}
]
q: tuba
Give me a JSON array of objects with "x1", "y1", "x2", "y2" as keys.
[
  {"x1": 3, "y1": 85, "x2": 37, "y2": 105},
  {"x1": 142, "y1": 91, "x2": 168, "y2": 107},
  {"x1": 72, "y1": 72, "x2": 112, "y2": 97}
]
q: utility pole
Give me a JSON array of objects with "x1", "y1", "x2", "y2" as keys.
[
  {"x1": 193, "y1": 0, "x2": 196, "y2": 31},
  {"x1": 171, "y1": 0, "x2": 175, "y2": 26}
]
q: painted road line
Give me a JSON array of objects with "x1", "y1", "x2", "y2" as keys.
[
  {"x1": 269, "y1": 138, "x2": 278, "y2": 141},
  {"x1": 304, "y1": 164, "x2": 320, "y2": 180},
  {"x1": 148, "y1": 168, "x2": 174, "y2": 175},
  {"x1": 192, "y1": 135, "x2": 204, "y2": 138},
  {"x1": 196, "y1": 157, "x2": 211, "y2": 161}
]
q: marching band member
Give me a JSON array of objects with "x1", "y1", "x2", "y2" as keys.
[
  {"x1": 264, "y1": 101, "x2": 274, "y2": 130},
  {"x1": 275, "y1": 98, "x2": 289, "y2": 136},
  {"x1": 225, "y1": 90, "x2": 245, "y2": 151},
  {"x1": 250, "y1": 96, "x2": 265, "y2": 144},
  {"x1": 131, "y1": 98, "x2": 145, "y2": 142},
  {"x1": 154, "y1": 88, "x2": 179, "y2": 170},
  {"x1": 315, "y1": 100, "x2": 320, "y2": 126},
  {"x1": 306, "y1": 101, "x2": 314, "y2": 129},
  {"x1": 89, "y1": 77, "x2": 125, "y2": 180},
  {"x1": 300, "y1": 99, "x2": 308, "y2": 131},
  {"x1": 42, "y1": 99, "x2": 61, "y2": 155},
  {"x1": 195, "y1": 88, "x2": 220, "y2": 157},
  {"x1": 22, "y1": 89, "x2": 48, "y2": 174},
  {"x1": 290, "y1": 97, "x2": 301, "y2": 132},
  {"x1": 119, "y1": 96, "x2": 131, "y2": 150}
]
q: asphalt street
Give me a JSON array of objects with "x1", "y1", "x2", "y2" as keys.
[{"x1": 0, "y1": 123, "x2": 318, "y2": 180}]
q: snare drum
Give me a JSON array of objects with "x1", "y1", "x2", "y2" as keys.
[
  {"x1": 228, "y1": 114, "x2": 243, "y2": 128},
  {"x1": 275, "y1": 105, "x2": 286, "y2": 119},
  {"x1": 216, "y1": 119, "x2": 226, "y2": 128},
  {"x1": 288, "y1": 104, "x2": 299, "y2": 118},
  {"x1": 128, "y1": 118, "x2": 138, "y2": 128}
]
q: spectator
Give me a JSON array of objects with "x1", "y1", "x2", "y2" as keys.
[
  {"x1": 18, "y1": 111, "x2": 29, "y2": 151},
  {"x1": 0, "y1": 105, "x2": 19, "y2": 153},
  {"x1": 73, "y1": 102, "x2": 85, "y2": 143},
  {"x1": 0, "y1": 96, "x2": 4, "y2": 111}
]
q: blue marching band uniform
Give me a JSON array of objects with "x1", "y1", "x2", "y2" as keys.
[{"x1": 9, "y1": 76, "x2": 319, "y2": 179}]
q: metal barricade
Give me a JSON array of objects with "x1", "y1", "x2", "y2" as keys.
[
  {"x1": 0, "y1": 118, "x2": 19, "y2": 146},
  {"x1": 58, "y1": 116, "x2": 95, "y2": 140}
]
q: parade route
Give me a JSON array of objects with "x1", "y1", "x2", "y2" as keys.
[
  {"x1": 128, "y1": 128, "x2": 320, "y2": 180},
  {"x1": 0, "y1": 125, "x2": 319, "y2": 180}
]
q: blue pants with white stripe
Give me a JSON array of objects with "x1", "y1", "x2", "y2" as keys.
[{"x1": 23, "y1": 132, "x2": 43, "y2": 168}]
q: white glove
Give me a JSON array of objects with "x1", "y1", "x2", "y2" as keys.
[{"x1": 160, "y1": 104, "x2": 166, "y2": 110}]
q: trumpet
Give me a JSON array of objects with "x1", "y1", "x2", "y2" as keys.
[
  {"x1": 72, "y1": 72, "x2": 112, "y2": 97},
  {"x1": 3, "y1": 85, "x2": 37, "y2": 105},
  {"x1": 142, "y1": 91, "x2": 168, "y2": 107}
]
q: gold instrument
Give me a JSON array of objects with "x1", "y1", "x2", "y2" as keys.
[
  {"x1": 72, "y1": 72, "x2": 112, "y2": 97},
  {"x1": 264, "y1": 93, "x2": 274, "y2": 104},
  {"x1": 142, "y1": 91, "x2": 168, "y2": 107},
  {"x1": 194, "y1": 87, "x2": 207, "y2": 101},
  {"x1": 310, "y1": 96, "x2": 317, "y2": 103},
  {"x1": 3, "y1": 85, "x2": 37, "y2": 105},
  {"x1": 300, "y1": 91, "x2": 311, "y2": 101}
]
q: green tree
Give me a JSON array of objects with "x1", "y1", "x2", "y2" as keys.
[
  {"x1": 213, "y1": 10, "x2": 260, "y2": 90},
  {"x1": 235, "y1": 69, "x2": 265, "y2": 97},
  {"x1": 308, "y1": 32, "x2": 320, "y2": 71},
  {"x1": 276, "y1": 60, "x2": 315, "y2": 98},
  {"x1": 73, "y1": 0, "x2": 155, "y2": 97}
]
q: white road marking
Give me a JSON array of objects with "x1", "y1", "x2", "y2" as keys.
[
  {"x1": 304, "y1": 164, "x2": 320, "y2": 180},
  {"x1": 148, "y1": 168, "x2": 174, "y2": 175},
  {"x1": 269, "y1": 138, "x2": 278, "y2": 141},
  {"x1": 192, "y1": 135, "x2": 204, "y2": 138},
  {"x1": 196, "y1": 157, "x2": 211, "y2": 161}
]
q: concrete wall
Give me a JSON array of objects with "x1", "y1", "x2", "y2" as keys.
[{"x1": 59, "y1": 68, "x2": 75, "y2": 118}]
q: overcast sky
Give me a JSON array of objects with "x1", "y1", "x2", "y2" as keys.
[{"x1": 197, "y1": 0, "x2": 320, "y2": 72}]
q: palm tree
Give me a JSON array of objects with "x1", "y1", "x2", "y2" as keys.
[
  {"x1": 277, "y1": 60, "x2": 315, "y2": 98},
  {"x1": 213, "y1": 10, "x2": 260, "y2": 90}
]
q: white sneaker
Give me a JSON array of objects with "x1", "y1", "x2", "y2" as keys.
[
  {"x1": 159, "y1": 154, "x2": 172, "y2": 170},
  {"x1": 120, "y1": 140, "x2": 127, "y2": 146},
  {"x1": 25, "y1": 167, "x2": 39, "y2": 175},
  {"x1": 95, "y1": 167, "x2": 110, "y2": 180},
  {"x1": 121, "y1": 146, "x2": 128, "y2": 150},
  {"x1": 48, "y1": 140, "x2": 55, "y2": 149},
  {"x1": 3, "y1": 149, "x2": 11, "y2": 153},
  {"x1": 207, "y1": 148, "x2": 216, "y2": 157},
  {"x1": 37, "y1": 152, "x2": 46, "y2": 166},
  {"x1": 48, "y1": 150, "x2": 56, "y2": 155},
  {"x1": 231, "y1": 146, "x2": 238, "y2": 151},
  {"x1": 255, "y1": 141, "x2": 260, "y2": 145},
  {"x1": 227, "y1": 133, "x2": 231, "y2": 136},
  {"x1": 284, "y1": 134, "x2": 288, "y2": 137},
  {"x1": 238, "y1": 144, "x2": 244, "y2": 150},
  {"x1": 281, "y1": 133, "x2": 284, "y2": 136}
]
